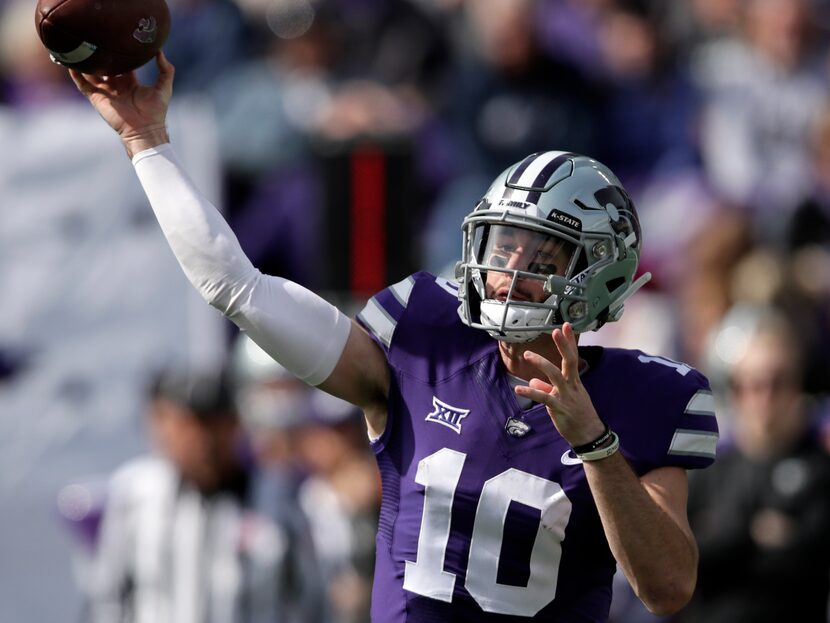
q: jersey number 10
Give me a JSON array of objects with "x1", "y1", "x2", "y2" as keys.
[{"x1": 403, "y1": 448, "x2": 573, "y2": 616}]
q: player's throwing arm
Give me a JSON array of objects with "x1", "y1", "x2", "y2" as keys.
[{"x1": 69, "y1": 55, "x2": 391, "y2": 435}]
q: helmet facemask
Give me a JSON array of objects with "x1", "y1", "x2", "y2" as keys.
[{"x1": 458, "y1": 211, "x2": 618, "y2": 342}]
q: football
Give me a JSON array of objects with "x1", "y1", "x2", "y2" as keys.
[{"x1": 35, "y1": 0, "x2": 170, "y2": 76}]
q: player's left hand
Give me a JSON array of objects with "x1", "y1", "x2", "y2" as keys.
[{"x1": 515, "y1": 322, "x2": 606, "y2": 447}]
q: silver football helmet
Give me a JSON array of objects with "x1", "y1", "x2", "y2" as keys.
[{"x1": 456, "y1": 151, "x2": 651, "y2": 342}]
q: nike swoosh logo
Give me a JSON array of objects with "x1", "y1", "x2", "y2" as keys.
[{"x1": 560, "y1": 450, "x2": 583, "y2": 466}]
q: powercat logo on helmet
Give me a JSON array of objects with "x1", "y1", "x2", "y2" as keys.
[{"x1": 549, "y1": 210, "x2": 582, "y2": 231}]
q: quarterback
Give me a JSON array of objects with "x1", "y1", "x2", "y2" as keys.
[{"x1": 70, "y1": 54, "x2": 718, "y2": 622}]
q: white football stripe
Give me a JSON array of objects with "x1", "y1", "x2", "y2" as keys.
[
  {"x1": 685, "y1": 390, "x2": 716, "y2": 416},
  {"x1": 668, "y1": 430, "x2": 718, "y2": 458},
  {"x1": 507, "y1": 188, "x2": 531, "y2": 202},
  {"x1": 390, "y1": 276, "x2": 416, "y2": 308},
  {"x1": 49, "y1": 42, "x2": 97, "y2": 64},
  {"x1": 358, "y1": 298, "x2": 396, "y2": 347}
]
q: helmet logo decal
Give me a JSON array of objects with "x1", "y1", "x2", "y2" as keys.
[
  {"x1": 548, "y1": 210, "x2": 582, "y2": 231},
  {"x1": 133, "y1": 17, "x2": 159, "y2": 44}
]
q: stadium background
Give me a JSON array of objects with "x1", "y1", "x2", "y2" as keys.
[{"x1": 2, "y1": 0, "x2": 830, "y2": 621}]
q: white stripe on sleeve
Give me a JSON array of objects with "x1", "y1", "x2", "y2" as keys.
[
  {"x1": 390, "y1": 276, "x2": 416, "y2": 307},
  {"x1": 668, "y1": 429, "x2": 718, "y2": 458},
  {"x1": 685, "y1": 390, "x2": 716, "y2": 416},
  {"x1": 358, "y1": 298, "x2": 397, "y2": 347}
]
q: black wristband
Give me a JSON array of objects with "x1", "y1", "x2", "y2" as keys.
[{"x1": 571, "y1": 424, "x2": 612, "y2": 454}]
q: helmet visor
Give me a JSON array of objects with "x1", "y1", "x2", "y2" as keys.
[{"x1": 474, "y1": 224, "x2": 577, "y2": 279}]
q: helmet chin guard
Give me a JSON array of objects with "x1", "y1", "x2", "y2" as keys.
[
  {"x1": 479, "y1": 299, "x2": 557, "y2": 343},
  {"x1": 455, "y1": 151, "x2": 651, "y2": 341}
]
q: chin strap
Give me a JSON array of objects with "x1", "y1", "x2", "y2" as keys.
[{"x1": 606, "y1": 272, "x2": 652, "y2": 322}]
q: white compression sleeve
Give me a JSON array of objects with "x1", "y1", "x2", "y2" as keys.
[{"x1": 132, "y1": 144, "x2": 351, "y2": 386}]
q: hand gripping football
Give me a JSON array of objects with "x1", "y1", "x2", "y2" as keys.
[{"x1": 35, "y1": 0, "x2": 170, "y2": 76}]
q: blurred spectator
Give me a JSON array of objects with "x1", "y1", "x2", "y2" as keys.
[
  {"x1": 674, "y1": 207, "x2": 752, "y2": 366},
  {"x1": 680, "y1": 306, "x2": 830, "y2": 623},
  {"x1": 87, "y1": 368, "x2": 325, "y2": 623},
  {"x1": 695, "y1": 0, "x2": 829, "y2": 243},
  {"x1": 230, "y1": 333, "x2": 311, "y2": 473},
  {"x1": 210, "y1": 0, "x2": 448, "y2": 181},
  {"x1": 206, "y1": 0, "x2": 338, "y2": 182},
  {"x1": 787, "y1": 104, "x2": 830, "y2": 250},
  {"x1": 0, "y1": 0, "x2": 78, "y2": 106},
  {"x1": 204, "y1": 1, "x2": 339, "y2": 286},
  {"x1": 207, "y1": 0, "x2": 447, "y2": 288},
  {"x1": 443, "y1": 0, "x2": 598, "y2": 176},
  {"x1": 231, "y1": 332, "x2": 379, "y2": 623},
  {"x1": 725, "y1": 241, "x2": 830, "y2": 396},
  {"x1": 535, "y1": 0, "x2": 610, "y2": 82},
  {"x1": 592, "y1": 0, "x2": 700, "y2": 186},
  {"x1": 323, "y1": 0, "x2": 449, "y2": 95},
  {"x1": 423, "y1": 0, "x2": 599, "y2": 275},
  {"x1": 296, "y1": 400, "x2": 380, "y2": 623},
  {"x1": 657, "y1": 0, "x2": 744, "y2": 55},
  {"x1": 137, "y1": 0, "x2": 257, "y2": 94}
]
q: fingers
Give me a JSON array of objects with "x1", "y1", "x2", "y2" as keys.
[
  {"x1": 155, "y1": 51, "x2": 175, "y2": 97},
  {"x1": 514, "y1": 383, "x2": 556, "y2": 406},
  {"x1": 69, "y1": 70, "x2": 124, "y2": 96},
  {"x1": 552, "y1": 322, "x2": 580, "y2": 379},
  {"x1": 112, "y1": 71, "x2": 139, "y2": 91},
  {"x1": 515, "y1": 321, "x2": 583, "y2": 408},
  {"x1": 85, "y1": 73, "x2": 109, "y2": 88},
  {"x1": 522, "y1": 350, "x2": 565, "y2": 388},
  {"x1": 157, "y1": 50, "x2": 174, "y2": 73},
  {"x1": 513, "y1": 377, "x2": 553, "y2": 405},
  {"x1": 528, "y1": 377, "x2": 554, "y2": 393},
  {"x1": 94, "y1": 72, "x2": 136, "y2": 96},
  {"x1": 68, "y1": 69, "x2": 101, "y2": 98}
]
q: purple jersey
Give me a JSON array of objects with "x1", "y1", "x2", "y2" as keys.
[{"x1": 357, "y1": 272, "x2": 718, "y2": 623}]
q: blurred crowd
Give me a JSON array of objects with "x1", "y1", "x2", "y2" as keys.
[
  {"x1": 5, "y1": 0, "x2": 830, "y2": 621},
  {"x1": 61, "y1": 336, "x2": 379, "y2": 623}
]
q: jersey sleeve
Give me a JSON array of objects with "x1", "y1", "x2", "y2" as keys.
[
  {"x1": 663, "y1": 381, "x2": 719, "y2": 470},
  {"x1": 356, "y1": 274, "x2": 418, "y2": 358},
  {"x1": 609, "y1": 352, "x2": 720, "y2": 474}
]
